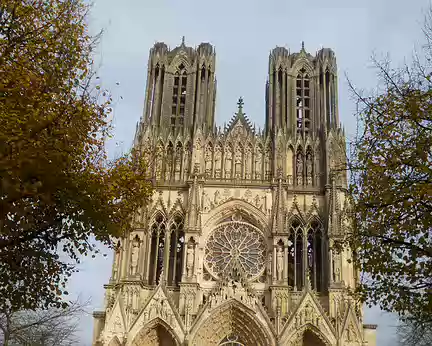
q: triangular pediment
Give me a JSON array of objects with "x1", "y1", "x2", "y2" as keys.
[
  {"x1": 279, "y1": 291, "x2": 336, "y2": 345},
  {"x1": 149, "y1": 196, "x2": 168, "y2": 220},
  {"x1": 128, "y1": 284, "x2": 185, "y2": 343},
  {"x1": 225, "y1": 97, "x2": 254, "y2": 137},
  {"x1": 305, "y1": 195, "x2": 322, "y2": 223},
  {"x1": 341, "y1": 304, "x2": 364, "y2": 344},
  {"x1": 286, "y1": 195, "x2": 306, "y2": 224},
  {"x1": 102, "y1": 295, "x2": 127, "y2": 343}
]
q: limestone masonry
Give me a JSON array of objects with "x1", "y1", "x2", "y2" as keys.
[{"x1": 92, "y1": 38, "x2": 377, "y2": 346}]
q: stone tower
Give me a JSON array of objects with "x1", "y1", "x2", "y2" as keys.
[{"x1": 92, "y1": 39, "x2": 377, "y2": 346}]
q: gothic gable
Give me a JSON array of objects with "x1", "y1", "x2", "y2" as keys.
[
  {"x1": 101, "y1": 297, "x2": 127, "y2": 344},
  {"x1": 128, "y1": 284, "x2": 185, "y2": 344},
  {"x1": 286, "y1": 195, "x2": 306, "y2": 224},
  {"x1": 279, "y1": 291, "x2": 336, "y2": 345},
  {"x1": 189, "y1": 299, "x2": 276, "y2": 346},
  {"x1": 305, "y1": 195, "x2": 323, "y2": 224},
  {"x1": 225, "y1": 97, "x2": 254, "y2": 138},
  {"x1": 341, "y1": 305, "x2": 363, "y2": 345}
]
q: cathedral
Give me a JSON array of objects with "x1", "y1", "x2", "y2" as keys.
[{"x1": 92, "y1": 38, "x2": 377, "y2": 346}]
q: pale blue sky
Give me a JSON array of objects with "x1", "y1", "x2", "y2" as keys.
[{"x1": 68, "y1": 0, "x2": 429, "y2": 344}]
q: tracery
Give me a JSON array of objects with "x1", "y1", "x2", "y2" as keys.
[{"x1": 204, "y1": 219, "x2": 266, "y2": 281}]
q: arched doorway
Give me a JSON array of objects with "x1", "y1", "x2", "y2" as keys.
[
  {"x1": 191, "y1": 301, "x2": 272, "y2": 346},
  {"x1": 303, "y1": 329, "x2": 327, "y2": 346},
  {"x1": 130, "y1": 319, "x2": 180, "y2": 346}
]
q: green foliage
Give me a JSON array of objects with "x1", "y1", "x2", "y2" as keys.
[
  {"x1": 348, "y1": 13, "x2": 432, "y2": 324},
  {"x1": 0, "y1": 0, "x2": 153, "y2": 312}
]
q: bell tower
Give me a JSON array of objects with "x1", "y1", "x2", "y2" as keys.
[{"x1": 142, "y1": 37, "x2": 216, "y2": 136}]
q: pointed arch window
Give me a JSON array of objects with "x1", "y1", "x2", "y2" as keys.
[
  {"x1": 288, "y1": 219, "x2": 306, "y2": 290},
  {"x1": 296, "y1": 68, "x2": 311, "y2": 136},
  {"x1": 307, "y1": 220, "x2": 326, "y2": 292},
  {"x1": 148, "y1": 214, "x2": 166, "y2": 285},
  {"x1": 171, "y1": 64, "x2": 187, "y2": 131},
  {"x1": 167, "y1": 215, "x2": 185, "y2": 286}
]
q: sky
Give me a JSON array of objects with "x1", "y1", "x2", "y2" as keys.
[{"x1": 67, "y1": 0, "x2": 429, "y2": 344}]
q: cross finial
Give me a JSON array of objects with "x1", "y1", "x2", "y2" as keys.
[
  {"x1": 181, "y1": 36, "x2": 185, "y2": 46},
  {"x1": 301, "y1": 41, "x2": 305, "y2": 51},
  {"x1": 237, "y1": 96, "x2": 244, "y2": 108}
]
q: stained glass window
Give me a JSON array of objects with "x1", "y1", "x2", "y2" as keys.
[{"x1": 204, "y1": 221, "x2": 266, "y2": 280}]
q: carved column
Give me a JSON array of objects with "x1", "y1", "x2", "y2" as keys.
[
  {"x1": 273, "y1": 245, "x2": 277, "y2": 284},
  {"x1": 164, "y1": 232, "x2": 171, "y2": 282},
  {"x1": 121, "y1": 236, "x2": 130, "y2": 280},
  {"x1": 145, "y1": 233, "x2": 152, "y2": 284},
  {"x1": 283, "y1": 243, "x2": 288, "y2": 285}
]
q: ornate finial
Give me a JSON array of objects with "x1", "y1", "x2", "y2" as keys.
[
  {"x1": 181, "y1": 36, "x2": 185, "y2": 46},
  {"x1": 237, "y1": 96, "x2": 244, "y2": 109},
  {"x1": 236, "y1": 97, "x2": 245, "y2": 117},
  {"x1": 301, "y1": 41, "x2": 305, "y2": 51}
]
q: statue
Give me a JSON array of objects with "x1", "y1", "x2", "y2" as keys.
[
  {"x1": 335, "y1": 267, "x2": 341, "y2": 282},
  {"x1": 112, "y1": 241, "x2": 121, "y2": 279},
  {"x1": 333, "y1": 252, "x2": 341, "y2": 282},
  {"x1": 186, "y1": 243, "x2": 195, "y2": 278},
  {"x1": 202, "y1": 191, "x2": 212, "y2": 212},
  {"x1": 276, "y1": 246, "x2": 284, "y2": 281},
  {"x1": 296, "y1": 153, "x2": 303, "y2": 185},
  {"x1": 306, "y1": 152, "x2": 313, "y2": 176},
  {"x1": 267, "y1": 253, "x2": 272, "y2": 278},
  {"x1": 227, "y1": 281, "x2": 234, "y2": 299},
  {"x1": 130, "y1": 237, "x2": 140, "y2": 276},
  {"x1": 214, "y1": 190, "x2": 221, "y2": 205}
]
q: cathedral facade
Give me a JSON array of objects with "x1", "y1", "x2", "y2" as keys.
[{"x1": 92, "y1": 38, "x2": 377, "y2": 346}]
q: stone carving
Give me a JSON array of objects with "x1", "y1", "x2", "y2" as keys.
[
  {"x1": 296, "y1": 152, "x2": 303, "y2": 185},
  {"x1": 96, "y1": 47, "x2": 373, "y2": 346},
  {"x1": 276, "y1": 245, "x2": 284, "y2": 281},
  {"x1": 207, "y1": 188, "x2": 267, "y2": 212},
  {"x1": 130, "y1": 236, "x2": 140, "y2": 276},
  {"x1": 267, "y1": 253, "x2": 272, "y2": 277},
  {"x1": 109, "y1": 315, "x2": 122, "y2": 334},
  {"x1": 201, "y1": 191, "x2": 212, "y2": 212},
  {"x1": 112, "y1": 241, "x2": 121, "y2": 280},
  {"x1": 306, "y1": 152, "x2": 313, "y2": 177},
  {"x1": 214, "y1": 190, "x2": 221, "y2": 204},
  {"x1": 186, "y1": 242, "x2": 195, "y2": 278},
  {"x1": 333, "y1": 251, "x2": 341, "y2": 282}
]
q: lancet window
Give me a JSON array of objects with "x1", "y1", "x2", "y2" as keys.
[
  {"x1": 288, "y1": 218, "x2": 327, "y2": 292},
  {"x1": 171, "y1": 64, "x2": 187, "y2": 131},
  {"x1": 306, "y1": 220, "x2": 326, "y2": 292},
  {"x1": 149, "y1": 63, "x2": 165, "y2": 123},
  {"x1": 288, "y1": 219, "x2": 304, "y2": 290},
  {"x1": 167, "y1": 215, "x2": 185, "y2": 287},
  {"x1": 148, "y1": 213, "x2": 166, "y2": 285},
  {"x1": 296, "y1": 68, "x2": 311, "y2": 136}
]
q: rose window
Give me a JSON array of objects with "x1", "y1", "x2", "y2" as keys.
[{"x1": 204, "y1": 221, "x2": 266, "y2": 280}]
